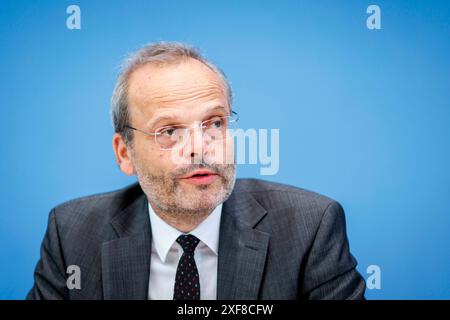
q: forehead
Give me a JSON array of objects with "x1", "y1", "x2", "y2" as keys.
[{"x1": 127, "y1": 58, "x2": 228, "y2": 124}]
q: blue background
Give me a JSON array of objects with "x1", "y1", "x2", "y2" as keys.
[{"x1": 1, "y1": 0, "x2": 449, "y2": 299}]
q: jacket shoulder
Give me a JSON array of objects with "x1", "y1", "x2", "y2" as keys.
[
  {"x1": 234, "y1": 178, "x2": 337, "y2": 211},
  {"x1": 50, "y1": 182, "x2": 143, "y2": 233},
  {"x1": 233, "y1": 178, "x2": 343, "y2": 235}
]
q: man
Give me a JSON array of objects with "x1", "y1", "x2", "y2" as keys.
[{"x1": 27, "y1": 42, "x2": 366, "y2": 300}]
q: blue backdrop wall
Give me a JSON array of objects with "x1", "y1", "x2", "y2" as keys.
[{"x1": 1, "y1": 0, "x2": 449, "y2": 299}]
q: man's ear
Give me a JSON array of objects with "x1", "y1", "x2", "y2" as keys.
[{"x1": 112, "y1": 133, "x2": 135, "y2": 176}]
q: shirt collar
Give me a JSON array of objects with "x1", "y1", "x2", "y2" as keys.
[{"x1": 148, "y1": 202, "x2": 223, "y2": 263}]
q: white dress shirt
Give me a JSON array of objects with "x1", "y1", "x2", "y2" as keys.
[{"x1": 147, "y1": 202, "x2": 222, "y2": 300}]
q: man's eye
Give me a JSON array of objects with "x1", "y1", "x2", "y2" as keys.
[
  {"x1": 213, "y1": 120, "x2": 223, "y2": 128},
  {"x1": 159, "y1": 127, "x2": 176, "y2": 136},
  {"x1": 208, "y1": 118, "x2": 224, "y2": 128}
]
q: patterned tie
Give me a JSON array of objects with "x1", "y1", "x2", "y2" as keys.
[{"x1": 173, "y1": 234, "x2": 201, "y2": 300}]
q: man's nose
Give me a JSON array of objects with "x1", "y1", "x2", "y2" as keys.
[{"x1": 185, "y1": 127, "x2": 207, "y2": 163}]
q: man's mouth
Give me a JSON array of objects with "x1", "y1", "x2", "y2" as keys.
[{"x1": 179, "y1": 170, "x2": 219, "y2": 185}]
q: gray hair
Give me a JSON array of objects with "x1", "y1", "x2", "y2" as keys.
[{"x1": 110, "y1": 41, "x2": 233, "y2": 144}]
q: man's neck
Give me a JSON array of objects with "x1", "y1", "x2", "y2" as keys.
[{"x1": 149, "y1": 201, "x2": 213, "y2": 233}]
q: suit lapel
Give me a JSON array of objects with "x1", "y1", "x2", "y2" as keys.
[
  {"x1": 217, "y1": 191, "x2": 270, "y2": 299},
  {"x1": 101, "y1": 192, "x2": 152, "y2": 300}
]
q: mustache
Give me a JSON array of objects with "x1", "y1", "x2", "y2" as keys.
[{"x1": 172, "y1": 162, "x2": 231, "y2": 179}]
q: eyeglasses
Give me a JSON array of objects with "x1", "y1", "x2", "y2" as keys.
[{"x1": 124, "y1": 111, "x2": 239, "y2": 150}]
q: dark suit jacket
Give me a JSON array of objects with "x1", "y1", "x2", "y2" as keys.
[{"x1": 27, "y1": 178, "x2": 366, "y2": 300}]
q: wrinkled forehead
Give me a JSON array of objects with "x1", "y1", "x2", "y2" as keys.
[{"x1": 127, "y1": 58, "x2": 229, "y2": 124}]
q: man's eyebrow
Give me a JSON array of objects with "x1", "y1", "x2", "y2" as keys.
[
  {"x1": 203, "y1": 105, "x2": 228, "y2": 116},
  {"x1": 145, "y1": 115, "x2": 176, "y2": 129},
  {"x1": 146, "y1": 105, "x2": 228, "y2": 129}
]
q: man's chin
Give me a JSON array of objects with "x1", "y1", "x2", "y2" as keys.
[{"x1": 176, "y1": 180, "x2": 225, "y2": 208}]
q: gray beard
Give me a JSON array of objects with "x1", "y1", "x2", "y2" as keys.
[{"x1": 134, "y1": 160, "x2": 236, "y2": 217}]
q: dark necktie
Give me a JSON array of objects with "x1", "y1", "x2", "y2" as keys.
[{"x1": 173, "y1": 234, "x2": 201, "y2": 300}]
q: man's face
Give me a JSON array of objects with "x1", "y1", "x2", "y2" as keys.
[{"x1": 120, "y1": 58, "x2": 236, "y2": 214}]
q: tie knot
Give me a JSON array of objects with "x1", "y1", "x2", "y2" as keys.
[{"x1": 176, "y1": 234, "x2": 200, "y2": 254}]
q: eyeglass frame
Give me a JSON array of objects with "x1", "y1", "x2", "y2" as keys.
[{"x1": 123, "y1": 110, "x2": 239, "y2": 150}]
